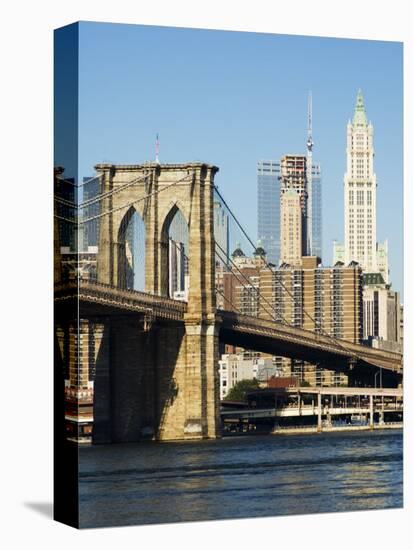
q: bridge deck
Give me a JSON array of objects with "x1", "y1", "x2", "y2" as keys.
[{"x1": 54, "y1": 280, "x2": 403, "y2": 373}]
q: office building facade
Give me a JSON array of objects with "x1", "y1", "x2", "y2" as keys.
[
  {"x1": 257, "y1": 158, "x2": 322, "y2": 267},
  {"x1": 362, "y1": 273, "x2": 402, "y2": 352},
  {"x1": 257, "y1": 160, "x2": 281, "y2": 265}
]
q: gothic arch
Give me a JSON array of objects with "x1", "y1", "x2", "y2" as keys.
[
  {"x1": 160, "y1": 204, "x2": 189, "y2": 299},
  {"x1": 117, "y1": 206, "x2": 146, "y2": 290},
  {"x1": 159, "y1": 199, "x2": 191, "y2": 232}
]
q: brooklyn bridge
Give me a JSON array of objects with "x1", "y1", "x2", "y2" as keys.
[{"x1": 54, "y1": 162, "x2": 403, "y2": 443}]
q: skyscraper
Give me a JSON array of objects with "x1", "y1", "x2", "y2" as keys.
[
  {"x1": 83, "y1": 176, "x2": 100, "y2": 249},
  {"x1": 214, "y1": 200, "x2": 230, "y2": 266},
  {"x1": 279, "y1": 154, "x2": 307, "y2": 266},
  {"x1": 336, "y1": 90, "x2": 390, "y2": 283},
  {"x1": 309, "y1": 164, "x2": 322, "y2": 259},
  {"x1": 344, "y1": 90, "x2": 377, "y2": 272},
  {"x1": 257, "y1": 160, "x2": 280, "y2": 265},
  {"x1": 257, "y1": 96, "x2": 322, "y2": 266}
]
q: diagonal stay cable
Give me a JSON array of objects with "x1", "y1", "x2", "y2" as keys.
[
  {"x1": 168, "y1": 233, "x2": 276, "y2": 322},
  {"x1": 55, "y1": 172, "x2": 194, "y2": 224},
  {"x1": 213, "y1": 185, "x2": 361, "y2": 360},
  {"x1": 214, "y1": 247, "x2": 282, "y2": 324},
  {"x1": 215, "y1": 241, "x2": 291, "y2": 326},
  {"x1": 55, "y1": 172, "x2": 152, "y2": 208},
  {"x1": 55, "y1": 173, "x2": 102, "y2": 188},
  {"x1": 215, "y1": 285, "x2": 243, "y2": 315}
]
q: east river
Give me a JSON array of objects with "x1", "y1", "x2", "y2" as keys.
[{"x1": 78, "y1": 429, "x2": 403, "y2": 528}]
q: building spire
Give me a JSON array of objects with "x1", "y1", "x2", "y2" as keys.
[{"x1": 353, "y1": 89, "x2": 368, "y2": 126}]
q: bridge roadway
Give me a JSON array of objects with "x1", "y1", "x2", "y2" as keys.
[{"x1": 54, "y1": 279, "x2": 403, "y2": 375}]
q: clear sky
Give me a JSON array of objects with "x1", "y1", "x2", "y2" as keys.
[{"x1": 77, "y1": 22, "x2": 403, "y2": 295}]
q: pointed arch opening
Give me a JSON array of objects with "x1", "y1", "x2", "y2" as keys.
[
  {"x1": 161, "y1": 205, "x2": 189, "y2": 300},
  {"x1": 117, "y1": 207, "x2": 146, "y2": 291}
]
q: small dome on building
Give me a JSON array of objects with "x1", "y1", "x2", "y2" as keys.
[
  {"x1": 254, "y1": 239, "x2": 266, "y2": 258},
  {"x1": 232, "y1": 241, "x2": 245, "y2": 258}
]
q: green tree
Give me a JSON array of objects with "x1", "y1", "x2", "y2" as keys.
[{"x1": 224, "y1": 379, "x2": 261, "y2": 402}]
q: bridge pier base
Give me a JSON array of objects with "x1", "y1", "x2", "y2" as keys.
[
  {"x1": 67, "y1": 310, "x2": 221, "y2": 444},
  {"x1": 156, "y1": 315, "x2": 221, "y2": 441},
  {"x1": 181, "y1": 315, "x2": 221, "y2": 440}
]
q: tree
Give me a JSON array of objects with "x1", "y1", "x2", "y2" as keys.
[{"x1": 224, "y1": 379, "x2": 261, "y2": 402}]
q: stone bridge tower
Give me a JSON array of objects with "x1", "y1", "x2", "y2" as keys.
[{"x1": 94, "y1": 162, "x2": 221, "y2": 441}]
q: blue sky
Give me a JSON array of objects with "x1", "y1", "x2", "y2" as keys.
[{"x1": 77, "y1": 22, "x2": 403, "y2": 295}]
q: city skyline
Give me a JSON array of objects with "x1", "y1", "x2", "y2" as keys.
[
  {"x1": 69, "y1": 22, "x2": 403, "y2": 295},
  {"x1": 53, "y1": 21, "x2": 404, "y2": 529}
]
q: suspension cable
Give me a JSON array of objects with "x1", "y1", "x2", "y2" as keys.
[
  {"x1": 215, "y1": 242, "x2": 282, "y2": 322},
  {"x1": 215, "y1": 285, "x2": 243, "y2": 315},
  {"x1": 215, "y1": 242, "x2": 292, "y2": 325},
  {"x1": 214, "y1": 247, "x2": 282, "y2": 323},
  {"x1": 213, "y1": 185, "x2": 360, "y2": 360},
  {"x1": 55, "y1": 172, "x2": 194, "y2": 224},
  {"x1": 55, "y1": 172, "x2": 152, "y2": 208},
  {"x1": 55, "y1": 173, "x2": 102, "y2": 188}
]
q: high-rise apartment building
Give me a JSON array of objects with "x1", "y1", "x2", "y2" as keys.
[
  {"x1": 216, "y1": 244, "x2": 266, "y2": 357},
  {"x1": 259, "y1": 256, "x2": 363, "y2": 343},
  {"x1": 261, "y1": 253, "x2": 362, "y2": 385},
  {"x1": 217, "y1": 244, "x2": 265, "y2": 316},
  {"x1": 217, "y1": 245, "x2": 360, "y2": 386}
]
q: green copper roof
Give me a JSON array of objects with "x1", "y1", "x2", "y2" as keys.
[
  {"x1": 353, "y1": 89, "x2": 368, "y2": 127},
  {"x1": 363, "y1": 272, "x2": 386, "y2": 286},
  {"x1": 232, "y1": 241, "x2": 245, "y2": 258}
]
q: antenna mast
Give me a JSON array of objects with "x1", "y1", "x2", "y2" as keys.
[
  {"x1": 155, "y1": 133, "x2": 160, "y2": 164},
  {"x1": 306, "y1": 91, "x2": 314, "y2": 256}
]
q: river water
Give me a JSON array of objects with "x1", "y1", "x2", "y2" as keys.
[{"x1": 78, "y1": 430, "x2": 403, "y2": 528}]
